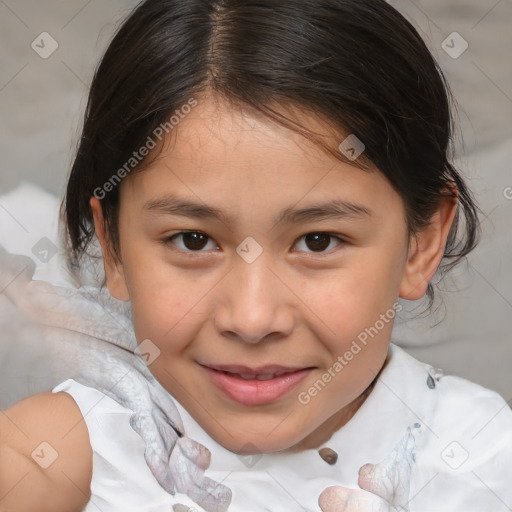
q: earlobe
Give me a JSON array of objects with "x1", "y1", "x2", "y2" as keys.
[
  {"x1": 399, "y1": 192, "x2": 458, "y2": 301},
  {"x1": 90, "y1": 197, "x2": 130, "y2": 301}
]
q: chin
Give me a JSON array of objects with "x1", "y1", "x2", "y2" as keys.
[{"x1": 209, "y1": 424, "x2": 308, "y2": 455}]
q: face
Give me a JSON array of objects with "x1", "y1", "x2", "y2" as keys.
[{"x1": 95, "y1": 94, "x2": 424, "y2": 454}]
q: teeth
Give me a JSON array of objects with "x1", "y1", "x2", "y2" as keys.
[
  {"x1": 227, "y1": 372, "x2": 280, "y2": 380},
  {"x1": 256, "y1": 374, "x2": 276, "y2": 381},
  {"x1": 222, "y1": 370, "x2": 296, "y2": 380}
]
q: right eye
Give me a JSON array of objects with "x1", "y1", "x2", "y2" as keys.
[{"x1": 162, "y1": 231, "x2": 219, "y2": 253}]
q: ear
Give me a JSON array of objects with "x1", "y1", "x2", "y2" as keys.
[
  {"x1": 90, "y1": 197, "x2": 130, "y2": 301},
  {"x1": 399, "y1": 190, "x2": 458, "y2": 300}
]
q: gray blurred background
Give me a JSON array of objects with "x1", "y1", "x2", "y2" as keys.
[
  {"x1": 0, "y1": 0, "x2": 511, "y2": 404},
  {"x1": 0, "y1": 0, "x2": 511, "y2": 194}
]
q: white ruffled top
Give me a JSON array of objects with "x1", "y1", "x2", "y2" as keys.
[{"x1": 52, "y1": 343, "x2": 512, "y2": 512}]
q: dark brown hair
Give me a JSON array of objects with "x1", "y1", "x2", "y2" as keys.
[{"x1": 63, "y1": 0, "x2": 479, "y2": 304}]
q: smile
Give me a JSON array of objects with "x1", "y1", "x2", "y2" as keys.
[{"x1": 201, "y1": 364, "x2": 313, "y2": 405}]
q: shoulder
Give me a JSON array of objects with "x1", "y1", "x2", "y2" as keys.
[
  {"x1": 431, "y1": 371, "x2": 512, "y2": 451},
  {"x1": 0, "y1": 389, "x2": 93, "y2": 510},
  {"x1": 1, "y1": 389, "x2": 93, "y2": 459},
  {"x1": 395, "y1": 344, "x2": 512, "y2": 421},
  {"x1": 391, "y1": 345, "x2": 512, "y2": 467},
  {"x1": 389, "y1": 349, "x2": 512, "y2": 508}
]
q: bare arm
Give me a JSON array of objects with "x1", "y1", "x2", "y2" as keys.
[{"x1": 0, "y1": 392, "x2": 93, "y2": 512}]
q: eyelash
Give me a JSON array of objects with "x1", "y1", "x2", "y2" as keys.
[{"x1": 161, "y1": 231, "x2": 347, "y2": 255}]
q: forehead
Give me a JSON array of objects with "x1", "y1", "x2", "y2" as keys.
[
  {"x1": 158, "y1": 94, "x2": 345, "y2": 169},
  {"x1": 121, "y1": 94, "x2": 403, "y2": 223}
]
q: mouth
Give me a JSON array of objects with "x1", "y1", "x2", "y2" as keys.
[{"x1": 201, "y1": 363, "x2": 314, "y2": 405}]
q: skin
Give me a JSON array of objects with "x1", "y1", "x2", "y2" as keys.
[
  {"x1": 91, "y1": 92, "x2": 456, "y2": 457},
  {"x1": 0, "y1": 392, "x2": 92, "y2": 512}
]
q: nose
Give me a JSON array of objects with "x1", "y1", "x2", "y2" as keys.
[{"x1": 214, "y1": 257, "x2": 295, "y2": 344}]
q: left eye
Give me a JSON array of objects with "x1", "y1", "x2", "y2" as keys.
[{"x1": 293, "y1": 233, "x2": 344, "y2": 253}]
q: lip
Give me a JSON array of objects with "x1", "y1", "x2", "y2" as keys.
[{"x1": 201, "y1": 363, "x2": 313, "y2": 406}]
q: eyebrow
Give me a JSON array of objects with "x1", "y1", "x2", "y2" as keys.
[{"x1": 143, "y1": 194, "x2": 373, "y2": 226}]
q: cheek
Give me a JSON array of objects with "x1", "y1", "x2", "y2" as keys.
[
  {"x1": 295, "y1": 252, "x2": 402, "y2": 400},
  {"x1": 306, "y1": 257, "x2": 402, "y2": 338},
  {"x1": 302, "y1": 268, "x2": 396, "y2": 404},
  {"x1": 124, "y1": 262, "x2": 209, "y2": 349}
]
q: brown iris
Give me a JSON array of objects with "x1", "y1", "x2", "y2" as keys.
[{"x1": 304, "y1": 233, "x2": 331, "y2": 252}]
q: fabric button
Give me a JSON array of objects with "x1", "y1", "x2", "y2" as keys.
[{"x1": 319, "y1": 447, "x2": 338, "y2": 465}]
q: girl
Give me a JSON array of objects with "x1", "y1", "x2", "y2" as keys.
[{"x1": 1, "y1": 0, "x2": 511, "y2": 511}]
